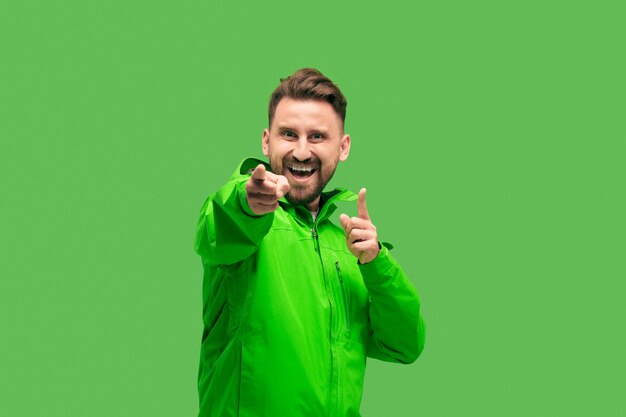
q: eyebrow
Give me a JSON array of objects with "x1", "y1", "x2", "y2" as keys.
[{"x1": 276, "y1": 125, "x2": 330, "y2": 135}]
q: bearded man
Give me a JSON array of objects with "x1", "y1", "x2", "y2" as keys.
[{"x1": 194, "y1": 68, "x2": 426, "y2": 417}]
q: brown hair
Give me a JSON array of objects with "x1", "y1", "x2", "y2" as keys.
[{"x1": 268, "y1": 68, "x2": 347, "y2": 129}]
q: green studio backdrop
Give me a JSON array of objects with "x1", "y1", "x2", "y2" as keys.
[{"x1": 1, "y1": 1, "x2": 624, "y2": 416}]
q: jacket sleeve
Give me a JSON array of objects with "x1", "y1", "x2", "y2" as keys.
[
  {"x1": 359, "y1": 244, "x2": 426, "y2": 364},
  {"x1": 194, "y1": 176, "x2": 274, "y2": 266}
]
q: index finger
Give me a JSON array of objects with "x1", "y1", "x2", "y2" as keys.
[
  {"x1": 357, "y1": 188, "x2": 370, "y2": 220},
  {"x1": 250, "y1": 164, "x2": 267, "y2": 181}
]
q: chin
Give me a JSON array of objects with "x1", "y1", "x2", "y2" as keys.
[
  {"x1": 286, "y1": 193, "x2": 315, "y2": 207},
  {"x1": 286, "y1": 187, "x2": 320, "y2": 207}
]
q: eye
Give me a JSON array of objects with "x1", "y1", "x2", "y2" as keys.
[
  {"x1": 281, "y1": 130, "x2": 297, "y2": 140},
  {"x1": 310, "y1": 133, "x2": 325, "y2": 141}
]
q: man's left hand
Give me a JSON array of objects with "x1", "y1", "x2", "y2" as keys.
[{"x1": 339, "y1": 188, "x2": 380, "y2": 264}]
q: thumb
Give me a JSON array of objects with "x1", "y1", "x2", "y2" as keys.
[
  {"x1": 339, "y1": 214, "x2": 350, "y2": 231},
  {"x1": 276, "y1": 175, "x2": 290, "y2": 199}
]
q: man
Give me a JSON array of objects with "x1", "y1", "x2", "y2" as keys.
[{"x1": 194, "y1": 68, "x2": 425, "y2": 417}]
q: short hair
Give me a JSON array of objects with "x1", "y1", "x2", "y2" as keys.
[{"x1": 268, "y1": 68, "x2": 348, "y2": 129}]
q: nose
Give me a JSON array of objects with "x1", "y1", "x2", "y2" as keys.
[{"x1": 292, "y1": 136, "x2": 312, "y2": 161}]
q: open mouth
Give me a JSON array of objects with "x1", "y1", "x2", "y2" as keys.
[{"x1": 287, "y1": 165, "x2": 317, "y2": 180}]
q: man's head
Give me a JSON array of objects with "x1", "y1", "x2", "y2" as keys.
[{"x1": 262, "y1": 68, "x2": 351, "y2": 210}]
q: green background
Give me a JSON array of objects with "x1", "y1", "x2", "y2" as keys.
[{"x1": 1, "y1": 1, "x2": 623, "y2": 416}]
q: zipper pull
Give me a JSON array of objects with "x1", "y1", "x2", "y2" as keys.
[
  {"x1": 335, "y1": 261, "x2": 343, "y2": 282},
  {"x1": 311, "y1": 228, "x2": 318, "y2": 239}
]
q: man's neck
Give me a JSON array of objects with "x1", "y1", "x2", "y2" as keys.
[{"x1": 306, "y1": 195, "x2": 321, "y2": 212}]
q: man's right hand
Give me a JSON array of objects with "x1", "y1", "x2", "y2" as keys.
[{"x1": 245, "y1": 164, "x2": 290, "y2": 215}]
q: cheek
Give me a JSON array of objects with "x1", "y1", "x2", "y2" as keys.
[
  {"x1": 319, "y1": 148, "x2": 340, "y2": 166},
  {"x1": 269, "y1": 141, "x2": 292, "y2": 157},
  {"x1": 269, "y1": 144, "x2": 291, "y2": 168}
]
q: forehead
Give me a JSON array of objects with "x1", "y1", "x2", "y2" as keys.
[{"x1": 273, "y1": 98, "x2": 342, "y2": 131}]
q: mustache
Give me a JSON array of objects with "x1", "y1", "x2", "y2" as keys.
[{"x1": 282, "y1": 156, "x2": 321, "y2": 167}]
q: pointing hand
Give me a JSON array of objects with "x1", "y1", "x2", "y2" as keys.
[
  {"x1": 339, "y1": 188, "x2": 380, "y2": 264},
  {"x1": 245, "y1": 164, "x2": 290, "y2": 215}
]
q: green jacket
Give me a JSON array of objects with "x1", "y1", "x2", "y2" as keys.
[{"x1": 194, "y1": 158, "x2": 425, "y2": 417}]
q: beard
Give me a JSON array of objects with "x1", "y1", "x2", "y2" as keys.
[{"x1": 268, "y1": 153, "x2": 339, "y2": 207}]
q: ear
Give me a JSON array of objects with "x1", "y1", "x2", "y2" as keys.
[
  {"x1": 262, "y1": 128, "x2": 270, "y2": 156},
  {"x1": 339, "y1": 134, "x2": 351, "y2": 162}
]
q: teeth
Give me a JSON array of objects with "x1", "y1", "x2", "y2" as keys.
[{"x1": 289, "y1": 165, "x2": 314, "y2": 172}]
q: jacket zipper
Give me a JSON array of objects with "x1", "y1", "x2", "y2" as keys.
[
  {"x1": 335, "y1": 261, "x2": 350, "y2": 332},
  {"x1": 311, "y1": 228, "x2": 319, "y2": 252},
  {"x1": 311, "y1": 227, "x2": 332, "y2": 336}
]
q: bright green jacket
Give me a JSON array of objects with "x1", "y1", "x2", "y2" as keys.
[{"x1": 194, "y1": 158, "x2": 425, "y2": 417}]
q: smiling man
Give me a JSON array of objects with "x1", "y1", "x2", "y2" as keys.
[
  {"x1": 260, "y1": 94, "x2": 349, "y2": 211},
  {"x1": 194, "y1": 68, "x2": 426, "y2": 417}
]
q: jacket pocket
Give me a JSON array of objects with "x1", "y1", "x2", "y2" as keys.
[{"x1": 335, "y1": 261, "x2": 350, "y2": 333}]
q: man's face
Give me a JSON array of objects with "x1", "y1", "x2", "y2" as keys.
[{"x1": 263, "y1": 98, "x2": 351, "y2": 208}]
